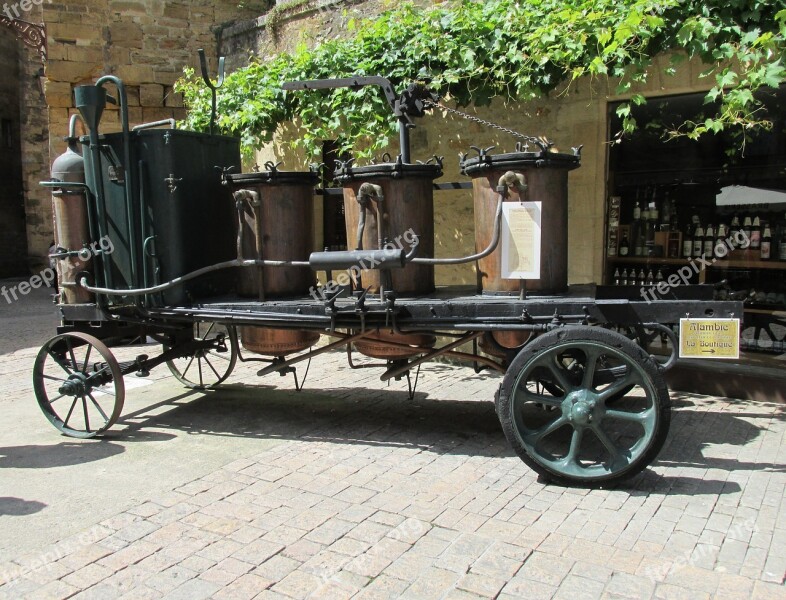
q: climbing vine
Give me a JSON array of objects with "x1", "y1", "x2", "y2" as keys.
[{"x1": 176, "y1": 0, "x2": 786, "y2": 160}]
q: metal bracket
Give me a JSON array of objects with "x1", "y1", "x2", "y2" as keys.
[{"x1": 164, "y1": 174, "x2": 183, "y2": 194}]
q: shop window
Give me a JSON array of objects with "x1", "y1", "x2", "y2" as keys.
[{"x1": 605, "y1": 88, "x2": 786, "y2": 355}]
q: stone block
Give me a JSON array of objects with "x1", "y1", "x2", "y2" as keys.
[
  {"x1": 66, "y1": 45, "x2": 103, "y2": 64},
  {"x1": 164, "y1": 87, "x2": 184, "y2": 108},
  {"x1": 47, "y1": 23, "x2": 98, "y2": 43},
  {"x1": 140, "y1": 84, "x2": 164, "y2": 107},
  {"x1": 45, "y1": 61, "x2": 101, "y2": 84},
  {"x1": 163, "y1": 3, "x2": 189, "y2": 20},
  {"x1": 113, "y1": 64, "x2": 155, "y2": 84},
  {"x1": 108, "y1": 22, "x2": 144, "y2": 48},
  {"x1": 109, "y1": 1, "x2": 149, "y2": 16}
]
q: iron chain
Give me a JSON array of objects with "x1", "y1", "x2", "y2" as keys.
[{"x1": 425, "y1": 100, "x2": 550, "y2": 151}]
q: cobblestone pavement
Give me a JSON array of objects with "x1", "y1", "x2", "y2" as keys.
[{"x1": 1, "y1": 292, "x2": 785, "y2": 598}]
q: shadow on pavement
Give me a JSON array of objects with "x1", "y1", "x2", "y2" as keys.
[
  {"x1": 0, "y1": 430, "x2": 176, "y2": 469},
  {"x1": 103, "y1": 382, "x2": 781, "y2": 497},
  {"x1": 0, "y1": 497, "x2": 47, "y2": 516}
]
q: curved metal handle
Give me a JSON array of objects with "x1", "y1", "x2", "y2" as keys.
[
  {"x1": 198, "y1": 48, "x2": 225, "y2": 90},
  {"x1": 197, "y1": 48, "x2": 226, "y2": 135}
]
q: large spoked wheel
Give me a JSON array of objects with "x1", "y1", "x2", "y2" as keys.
[
  {"x1": 497, "y1": 326, "x2": 671, "y2": 487},
  {"x1": 33, "y1": 332, "x2": 125, "y2": 439},
  {"x1": 166, "y1": 322, "x2": 238, "y2": 389}
]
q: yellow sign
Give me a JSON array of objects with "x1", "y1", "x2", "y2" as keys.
[{"x1": 679, "y1": 318, "x2": 740, "y2": 359}]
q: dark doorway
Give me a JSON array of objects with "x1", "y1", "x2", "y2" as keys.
[{"x1": 0, "y1": 28, "x2": 29, "y2": 277}]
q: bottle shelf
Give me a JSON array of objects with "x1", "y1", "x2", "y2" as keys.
[
  {"x1": 607, "y1": 257, "x2": 690, "y2": 266},
  {"x1": 608, "y1": 256, "x2": 786, "y2": 269},
  {"x1": 710, "y1": 258, "x2": 786, "y2": 270}
]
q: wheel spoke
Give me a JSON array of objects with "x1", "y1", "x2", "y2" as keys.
[
  {"x1": 83, "y1": 345, "x2": 93, "y2": 373},
  {"x1": 198, "y1": 358, "x2": 204, "y2": 388},
  {"x1": 598, "y1": 371, "x2": 640, "y2": 403},
  {"x1": 47, "y1": 393, "x2": 66, "y2": 404},
  {"x1": 66, "y1": 337, "x2": 78, "y2": 374},
  {"x1": 604, "y1": 408, "x2": 653, "y2": 423},
  {"x1": 535, "y1": 356, "x2": 574, "y2": 393},
  {"x1": 203, "y1": 355, "x2": 222, "y2": 380},
  {"x1": 592, "y1": 425, "x2": 630, "y2": 466},
  {"x1": 523, "y1": 415, "x2": 568, "y2": 445},
  {"x1": 82, "y1": 396, "x2": 90, "y2": 432},
  {"x1": 48, "y1": 350, "x2": 73, "y2": 376},
  {"x1": 202, "y1": 322, "x2": 215, "y2": 339},
  {"x1": 88, "y1": 393, "x2": 109, "y2": 423},
  {"x1": 563, "y1": 427, "x2": 584, "y2": 465},
  {"x1": 86, "y1": 364, "x2": 112, "y2": 383},
  {"x1": 520, "y1": 389, "x2": 563, "y2": 406},
  {"x1": 42, "y1": 374, "x2": 66, "y2": 383},
  {"x1": 182, "y1": 355, "x2": 196, "y2": 379},
  {"x1": 62, "y1": 397, "x2": 78, "y2": 429}
]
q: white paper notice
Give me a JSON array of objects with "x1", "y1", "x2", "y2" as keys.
[{"x1": 501, "y1": 201, "x2": 542, "y2": 279}]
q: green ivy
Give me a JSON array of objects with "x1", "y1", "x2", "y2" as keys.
[{"x1": 175, "y1": 0, "x2": 786, "y2": 160}]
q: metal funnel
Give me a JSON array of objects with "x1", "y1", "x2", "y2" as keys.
[{"x1": 74, "y1": 85, "x2": 107, "y2": 141}]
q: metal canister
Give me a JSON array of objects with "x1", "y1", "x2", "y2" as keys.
[
  {"x1": 335, "y1": 159, "x2": 441, "y2": 295},
  {"x1": 336, "y1": 159, "x2": 441, "y2": 359},
  {"x1": 462, "y1": 145, "x2": 580, "y2": 356},
  {"x1": 50, "y1": 134, "x2": 93, "y2": 304},
  {"x1": 461, "y1": 145, "x2": 580, "y2": 295},
  {"x1": 224, "y1": 167, "x2": 320, "y2": 355}
]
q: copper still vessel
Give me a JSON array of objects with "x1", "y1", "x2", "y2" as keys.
[
  {"x1": 336, "y1": 159, "x2": 441, "y2": 358},
  {"x1": 462, "y1": 145, "x2": 580, "y2": 355},
  {"x1": 224, "y1": 167, "x2": 320, "y2": 356}
]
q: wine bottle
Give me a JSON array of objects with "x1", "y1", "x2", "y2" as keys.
[
  {"x1": 621, "y1": 268, "x2": 629, "y2": 285},
  {"x1": 619, "y1": 233, "x2": 630, "y2": 256},
  {"x1": 683, "y1": 223, "x2": 693, "y2": 258},
  {"x1": 750, "y1": 216, "x2": 761, "y2": 249},
  {"x1": 613, "y1": 267, "x2": 622, "y2": 284},
  {"x1": 703, "y1": 224, "x2": 715, "y2": 257},
  {"x1": 742, "y1": 216, "x2": 752, "y2": 244},
  {"x1": 693, "y1": 224, "x2": 704, "y2": 257},
  {"x1": 714, "y1": 224, "x2": 727, "y2": 259},
  {"x1": 760, "y1": 224, "x2": 772, "y2": 260}
]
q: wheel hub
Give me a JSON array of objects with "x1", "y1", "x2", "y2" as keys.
[
  {"x1": 563, "y1": 390, "x2": 599, "y2": 425},
  {"x1": 59, "y1": 372, "x2": 89, "y2": 397}
]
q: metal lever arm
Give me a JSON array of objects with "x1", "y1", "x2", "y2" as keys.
[{"x1": 282, "y1": 76, "x2": 398, "y2": 110}]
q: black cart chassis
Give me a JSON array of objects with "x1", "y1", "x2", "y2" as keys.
[{"x1": 34, "y1": 290, "x2": 742, "y2": 488}]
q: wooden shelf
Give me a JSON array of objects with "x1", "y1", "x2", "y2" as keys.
[
  {"x1": 607, "y1": 256, "x2": 687, "y2": 266},
  {"x1": 710, "y1": 259, "x2": 786, "y2": 270},
  {"x1": 609, "y1": 256, "x2": 786, "y2": 270}
]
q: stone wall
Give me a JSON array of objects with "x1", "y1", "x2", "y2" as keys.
[
  {"x1": 16, "y1": 0, "x2": 259, "y2": 269},
  {"x1": 220, "y1": 2, "x2": 716, "y2": 286}
]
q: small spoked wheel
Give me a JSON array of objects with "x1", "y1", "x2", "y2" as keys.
[
  {"x1": 497, "y1": 326, "x2": 670, "y2": 487},
  {"x1": 166, "y1": 322, "x2": 238, "y2": 389},
  {"x1": 33, "y1": 332, "x2": 125, "y2": 438}
]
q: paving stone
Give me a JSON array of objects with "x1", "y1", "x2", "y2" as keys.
[
  {"x1": 161, "y1": 577, "x2": 220, "y2": 600},
  {"x1": 270, "y1": 569, "x2": 323, "y2": 598},
  {"x1": 516, "y1": 551, "x2": 574, "y2": 587}
]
